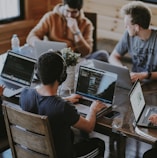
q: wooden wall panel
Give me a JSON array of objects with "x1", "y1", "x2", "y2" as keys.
[
  {"x1": 83, "y1": 0, "x2": 157, "y2": 41},
  {"x1": 0, "y1": 0, "x2": 61, "y2": 54},
  {"x1": 0, "y1": 0, "x2": 157, "y2": 54}
]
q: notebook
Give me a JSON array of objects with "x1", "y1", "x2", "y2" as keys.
[
  {"x1": 34, "y1": 40, "x2": 67, "y2": 59},
  {"x1": 129, "y1": 79, "x2": 157, "y2": 128},
  {"x1": 90, "y1": 59, "x2": 132, "y2": 90},
  {"x1": 0, "y1": 51, "x2": 36, "y2": 97},
  {"x1": 75, "y1": 65, "x2": 118, "y2": 117}
]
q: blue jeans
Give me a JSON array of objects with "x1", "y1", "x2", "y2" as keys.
[{"x1": 86, "y1": 50, "x2": 109, "y2": 62}]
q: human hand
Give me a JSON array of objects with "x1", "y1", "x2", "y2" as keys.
[
  {"x1": 0, "y1": 85, "x2": 5, "y2": 96},
  {"x1": 130, "y1": 72, "x2": 148, "y2": 83},
  {"x1": 66, "y1": 17, "x2": 79, "y2": 33},
  {"x1": 149, "y1": 114, "x2": 157, "y2": 125},
  {"x1": 64, "y1": 94, "x2": 82, "y2": 103},
  {"x1": 90, "y1": 100, "x2": 107, "y2": 114}
]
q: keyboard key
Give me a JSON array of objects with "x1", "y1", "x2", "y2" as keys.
[{"x1": 78, "y1": 98, "x2": 92, "y2": 106}]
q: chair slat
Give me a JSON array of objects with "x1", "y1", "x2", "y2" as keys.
[
  {"x1": 15, "y1": 145, "x2": 49, "y2": 158},
  {"x1": 11, "y1": 125, "x2": 49, "y2": 154},
  {"x1": 2, "y1": 101, "x2": 57, "y2": 158}
]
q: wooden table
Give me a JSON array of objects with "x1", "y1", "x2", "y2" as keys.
[
  {"x1": 1, "y1": 52, "x2": 157, "y2": 156},
  {"x1": 95, "y1": 80, "x2": 157, "y2": 157}
]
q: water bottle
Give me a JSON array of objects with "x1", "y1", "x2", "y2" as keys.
[{"x1": 11, "y1": 34, "x2": 20, "y2": 53}]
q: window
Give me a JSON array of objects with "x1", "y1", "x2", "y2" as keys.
[
  {"x1": 0, "y1": 0, "x2": 24, "y2": 24},
  {"x1": 140, "y1": 0, "x2": 157, "y2": 4}
]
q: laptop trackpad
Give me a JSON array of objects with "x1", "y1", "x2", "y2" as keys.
[{"x1": 75, "y1": 104, "x2": 90, "y2": 115}]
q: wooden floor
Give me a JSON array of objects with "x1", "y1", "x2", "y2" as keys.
[{"x1": 90, "y1": 132, "x2": 152, "y2": 158}]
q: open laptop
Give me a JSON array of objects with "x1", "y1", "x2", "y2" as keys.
[
  {"x1": 129, "y1": 79, "x2": 157, "y2": 128},
  {"x1": 75, "y1": 65, "x2": 118, "y2": 117},
  {"x1": 89, "y1": 59, "x2": 132, "y2": 90},
  {"x1": 34, "y1": 40, "x2": 67, "y2": 59},
  {"x1": 0, "y1": 51, "x2": 36, "y2": 97}
]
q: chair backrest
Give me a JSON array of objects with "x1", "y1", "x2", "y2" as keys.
[
  {"x1": 84, "y1": 12, "x2": 97, "y2": 52},
  {"x1": 2, "y1": 101, "x2": 57, "y2": 158}
]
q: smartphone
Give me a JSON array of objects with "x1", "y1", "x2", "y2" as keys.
[{"x1": 103, "y1": 111, "x2": 120, "y2": 119}]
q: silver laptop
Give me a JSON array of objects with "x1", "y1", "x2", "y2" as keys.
[
  {"x1": 0, "y1": 51, "x2": 36, "y2": 97},
  {"x1": 90, "y1": 59, "x2": 132, "y2": 90},
  {"x1": 75, "y1": 65, "x2": 118, "y2": 117},
  {"x1": 129, "y1": 80, "x2": 157, "y2": 128},
  {"x1": 34, "y1": 40, "x2": 67, "y2": 59}
]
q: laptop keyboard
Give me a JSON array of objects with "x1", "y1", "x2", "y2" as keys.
[
  {"x1": 0, "y1": 79, "x2": 23, "y2": 97},
  {"x1": 78, "y1": 98, "x2": 93, "y2": 106},
  {"x1": 3, "y1": 87, "x2": 24, "y2": 97},
  {"x1": 0, "y1": 79, "x2": 21, "y2": 90}
]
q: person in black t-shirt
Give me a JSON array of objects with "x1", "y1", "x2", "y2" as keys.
[{"x1": 20, "y1": 50, "x2": 106, "y2": 158}]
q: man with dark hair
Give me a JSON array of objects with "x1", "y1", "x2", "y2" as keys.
[
  {"x1": 20, "y1": 50, "x2": 106, "y2": 158},
  {"x1": 109, "y1": 1, "x2": 157, "y2": 82},
  {"x1": 27, "y1": 0, "x2": 93, "y2": 57},
  {"x1": 26, "y1": 0, "x2": 109, "y2": 61}
]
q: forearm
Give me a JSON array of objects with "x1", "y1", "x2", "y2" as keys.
[
  {"x1": 131, "y1": 71, "x2": 157, "y2": 82},
  {"x1": 73, "y1": 112, "x2": 96, "y2": 133},
  {"x1": 85, "y1": 109, "x2": 97, "y2": 131}
]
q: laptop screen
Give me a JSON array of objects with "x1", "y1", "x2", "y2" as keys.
[
  {"x1": 1, "y1": 51, "x2": 36, "y2": 85},
  {"x1": 91, "y1": 59, "x2": 132, "y2": 90},
  {"x1": 129, "y1": 80, "x2": 145, "y2": 121},
  {"x1": 76, "y1": 66, "x2": 117, "y2": 104}
]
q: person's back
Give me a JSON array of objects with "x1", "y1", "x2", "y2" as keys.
[
  {"x1": 20, "y1": 88, "x2": 80, "y2": 157},
  {"x1": 20, "y1": 50, "x2": 105, "y2": 158}
]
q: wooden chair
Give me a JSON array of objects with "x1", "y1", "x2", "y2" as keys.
[
  {"x1": 2, "y1": 101, "x2": 57, "y2": 158},
  {"x1": 84, "y1": 12, "x2": 97, "y2": 52}
]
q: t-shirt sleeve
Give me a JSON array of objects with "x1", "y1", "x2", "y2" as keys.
[
  {"x1": 115, "y1": 31, "x2": 129, "y2": 56},
  {"x1": 64, "y1": 102, "x2": 80, "y2": 126}
]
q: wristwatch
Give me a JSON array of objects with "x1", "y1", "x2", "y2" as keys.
[{"x1": 147, "y1": 71, "x2": 152, "y2": 79}]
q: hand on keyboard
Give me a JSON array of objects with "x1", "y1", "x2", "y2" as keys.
[
  {"x1": 90, "y1": 100, "x2": 107, "y2": 115},
  {"x1": 148, "y1": 114, "x2": 157, "y2": 125}
]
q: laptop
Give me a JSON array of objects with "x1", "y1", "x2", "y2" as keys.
[
  {"x1": 129, "y1": 79, "x2": 157, "y2": 128},
  {"x1": 0, "y1": 51, "x2": 36, "y2": 97},
  {"x1": 88, "y1": 59, "x2": 132, "y2": 90},
  {"x1": 34, "y1": 40, "x2": 67, "y2": 59},
  {"x1": 75, "y1": 65, "x2": 118, "y2": 117}
]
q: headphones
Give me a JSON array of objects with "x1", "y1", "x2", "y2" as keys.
[{"x1": 54, "y1": 52, "x2": 67, "y2": 84}]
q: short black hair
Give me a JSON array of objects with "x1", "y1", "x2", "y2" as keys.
[
  {"x1": 63, "y1": 0, "x2": 83, "y2": 10},
  {"x1": 37, "y1": 50, "x2": 65, "y2": 85}
]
